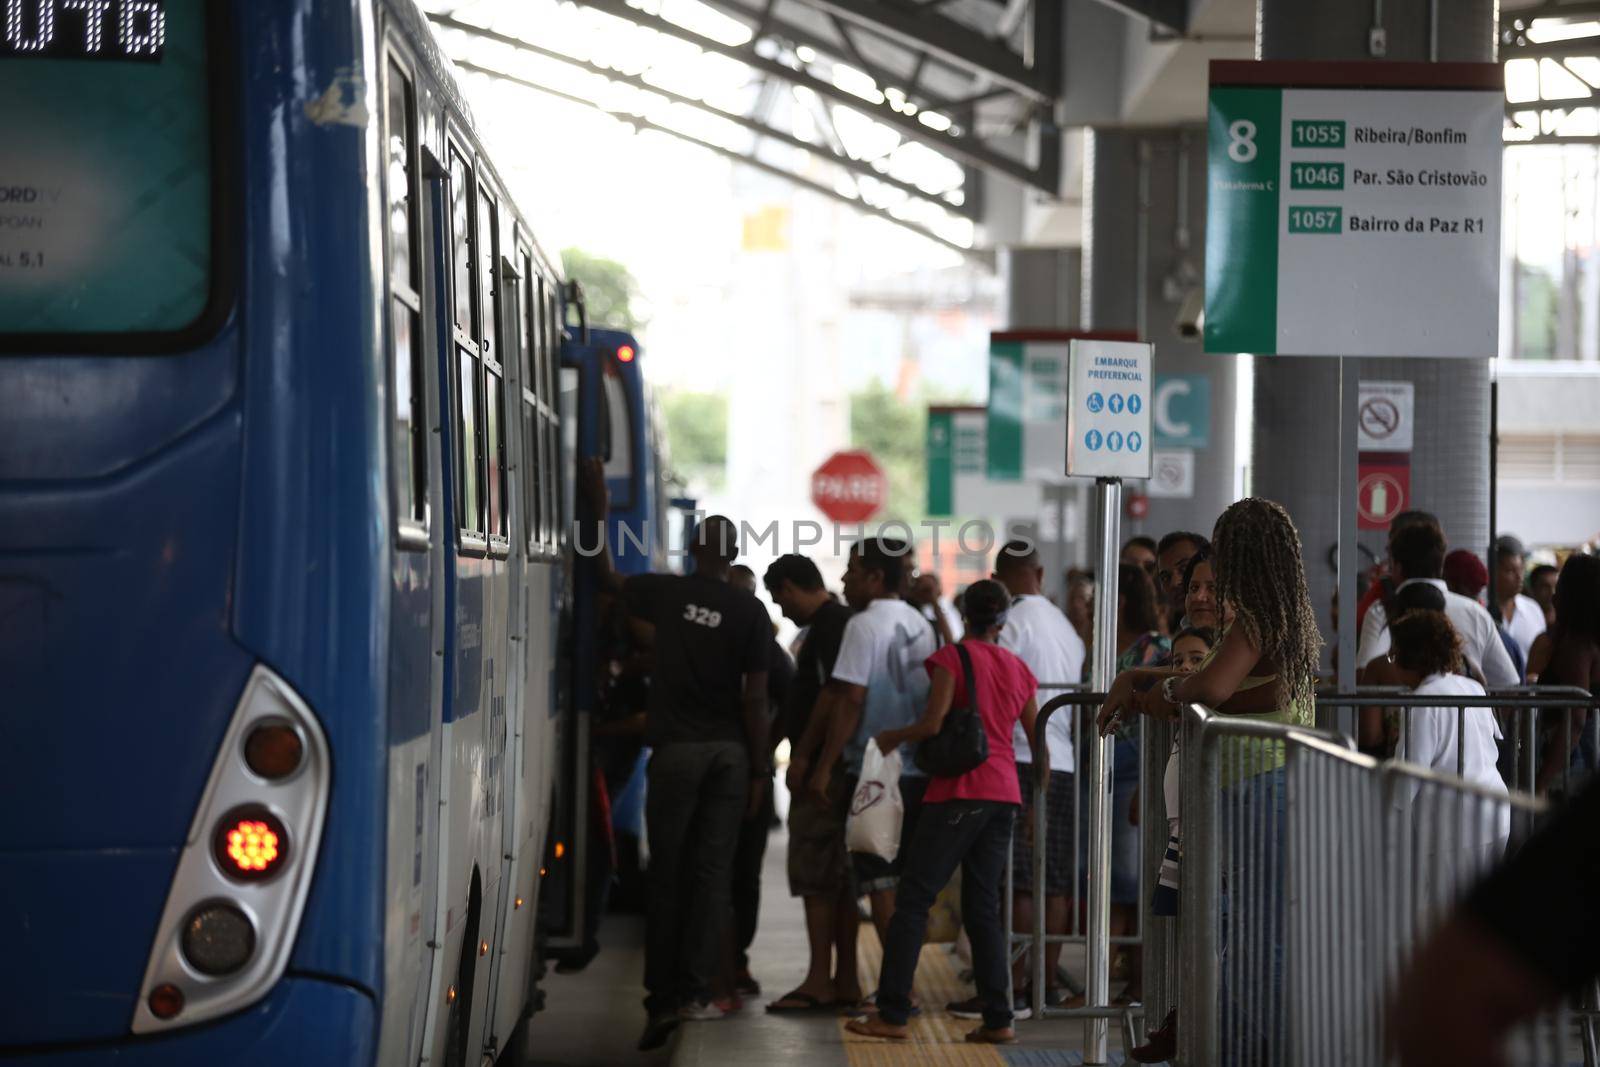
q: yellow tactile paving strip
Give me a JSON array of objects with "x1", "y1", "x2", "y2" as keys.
[{"x1": 841, "y1": 927, "x2": 1008, "y2": 1067}]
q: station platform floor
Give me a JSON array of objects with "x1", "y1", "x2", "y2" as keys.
[{"x1": 519, "y1": 829, "x2": 1137, "y2": 1066}]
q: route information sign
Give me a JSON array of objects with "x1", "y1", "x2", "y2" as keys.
[{"x1": 1204, "y1": 61, "x2": 1502, "y2": 358}]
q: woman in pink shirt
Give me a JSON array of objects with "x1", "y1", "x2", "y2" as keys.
[{"x1": 846, "y1": 580, "x2": 1041, "y2": 1045}]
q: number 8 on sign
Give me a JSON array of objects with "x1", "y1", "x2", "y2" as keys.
[{"x1": 1228, "y1": 120, "x2": 1257, "y2": 163}]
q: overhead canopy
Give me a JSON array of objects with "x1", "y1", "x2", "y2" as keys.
[
  {"x1": 1504, "y1": 1, "x2": 1600, "y2": 144},
  {"x1": 420, "y1": 0, "x2": 1064, "y2": 257}
]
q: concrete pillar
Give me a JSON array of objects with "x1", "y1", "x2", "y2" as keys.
[
  {"x1": 1082, "y1": 126, "x2": 1242, "y2": 545},
  {"x1": 1000, "y1": 246, "x2": 1081, "y2": 329},
  {"x1": 999, "y1": 246, "x2": 1084, "y2": 594},
  {"x1": 1252, "y1": 0, "x2": 1495, "y2": 663}
]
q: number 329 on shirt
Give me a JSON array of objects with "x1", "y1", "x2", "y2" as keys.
[{"x1": 683, "y1": 604, "x2": 723, "y2": 628}]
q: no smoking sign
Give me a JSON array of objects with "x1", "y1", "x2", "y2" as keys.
[{"x1": 1358, "y1": 381, "x2": 1414, "y2": 452}]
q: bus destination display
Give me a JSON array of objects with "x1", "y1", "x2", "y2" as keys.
[{"x1": 2, "y1": 0, "x2": 167, "y2": 62}]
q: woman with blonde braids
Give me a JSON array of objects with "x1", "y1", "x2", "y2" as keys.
[{"x1": 1096, "y1": 498, "x2": 1320, "y2": 1064}]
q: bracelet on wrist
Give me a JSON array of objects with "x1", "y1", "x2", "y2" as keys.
[{"x1": 1162, "y1": 675, "x2": 1184, "y2": 706}]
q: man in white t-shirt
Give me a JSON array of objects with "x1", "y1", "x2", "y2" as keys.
[
  {"x1": 981, "y1": 541, "x2": 1085, "y2": 1009},
  {"x1": 811, "y1": 537, "x2": 936, "y2": 945},
  {"x1": 1357, "y1": 522, "x2": 1519, "y2": 688},
  {"x1": 1492, "y1": 535, "x2": 1546, "y2": 665}
]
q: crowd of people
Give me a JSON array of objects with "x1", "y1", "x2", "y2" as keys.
[{"x1": 575, "y1": 459, "x2": 1599, "y2": 1059}]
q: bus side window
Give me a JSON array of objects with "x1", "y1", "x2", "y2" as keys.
[
  {"x1": 559, "y1": 366, "x2": 579, "y2": 539},
  {"x1": 384, "y1": 55, "x2": 427, "y2": 536},
  {"x1": 532, "y1": 275, "x2": 549, "y2": 552},
  {"x1": 518, "y1": 253, "x2": 540, "y2": 558},
  {"x1": 478, "y1": 184, "x2": 506, "y2": 546},
  {"x1": 447, "y1": 142, "x2": 483, "y2": 541},
  {"x1": 545, "y1": 289, "x2": 562, "y2": 538}
]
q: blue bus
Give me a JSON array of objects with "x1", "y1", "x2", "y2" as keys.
[
  {"x1": 544, "y1": 329, "x2": 679, "y2": 957},
  {"x1": 0, "y1": 2, "x2": 653, "y2": 1063}
]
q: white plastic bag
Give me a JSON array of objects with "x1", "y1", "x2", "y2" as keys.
[{"x1": 845, "y1": 743, "x2": 904, "y2": 862}]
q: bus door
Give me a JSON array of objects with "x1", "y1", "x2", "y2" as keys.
[{"x1": 538, "y1": 336, "x2": 604, "y2": 954}]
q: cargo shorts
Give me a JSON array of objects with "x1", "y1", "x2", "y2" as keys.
[{"x1": 787, "y1": 766, "x2": 853, "y2": 898}]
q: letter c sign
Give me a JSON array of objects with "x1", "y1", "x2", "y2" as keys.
[{"x1": 1152, "y1": 374, "x2": 1211, "y2": 449}]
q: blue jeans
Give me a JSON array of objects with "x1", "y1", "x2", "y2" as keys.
[
  {"x1": 876, "y1": 800, "x2": 1016, "y2": 1030},
  {"x1": 1219, "y1": 766, "x2": 1287, "y2": 1066}
]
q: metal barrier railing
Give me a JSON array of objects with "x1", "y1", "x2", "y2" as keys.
[
  {"x1": 1002, "y1": 688, "x2": 1154, "y2": 1031},
  {"x1": 992, "y1": 683, "x2": 1599, "y2": 1057},
  {"x1": 1171, "y1": 700, "x2": 1590, "y2": 1066},
  {"x1": 1317, "y1": 686, "x2": 1597, "y2": 804}
]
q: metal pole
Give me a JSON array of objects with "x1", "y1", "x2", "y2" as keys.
[
  {"x1": 1187, "y1": 717, "x2": 1222, "y2": 1064},
  {"x1": 1489, "y1": 374, "x2": 1499, "y2": 565},
  {"x1": 1054, "y1": 486, "x2": 1069, "y2": 602},
  {"x1": 1034, "y1": 722, "x2": 1049, "y2": 1019},
  {"x1": 1085, "y1": 476, "x2": 1122, "y2": 1062},
  {"x1": 1335, "y1": 358, "x2": 1360, "y2": 735},
  {"x1": 1135, "y1": 142, "x2": 1151, "y2": 342}
]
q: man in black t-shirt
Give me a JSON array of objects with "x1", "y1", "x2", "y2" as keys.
[
  {"x1": 627, "y1": 516, "x2": 770, "y2": 1048},
  {"x1": 762, "y1": 554, "x2": 863, "y2": 1013}
]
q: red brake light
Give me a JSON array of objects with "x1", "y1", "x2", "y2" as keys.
[
  {"x1": 227, "y1": 820, "x2": 279, "y2": 871},
  {"x1": 616, "y1": 344, "x2": 636, "y2": 363},
  {"x1": 213, "y1": 807, "x2": 289, "y2": 882}
]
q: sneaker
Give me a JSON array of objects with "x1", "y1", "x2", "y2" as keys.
[
  {"x1": 678, "y1": 998, "x2": 729, "y2": 1022},
  {"x1": 945, "y1": 994, "x2": 1032, "y2": 1022},
  {"x1": 637, "y1": 1014, "x2": 680, "y2": 1051}
]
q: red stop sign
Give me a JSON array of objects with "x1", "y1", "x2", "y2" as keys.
[{"x1": 811, "y1": 450, "x2": 887, "y2": 524}]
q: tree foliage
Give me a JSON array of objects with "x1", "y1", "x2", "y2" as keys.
[
  {"x1": 1515, "y1": 263, "x2": 1558, "y2": 360},
  {"x1": 561, "y1": 247, "x2": 645, "y2": 333},
  {"x1": 661, "y1": 390, "x2": 727, "y2": 491},
  {"x1": 849, "y1": 379, "x2": 932, "y2": 526}
]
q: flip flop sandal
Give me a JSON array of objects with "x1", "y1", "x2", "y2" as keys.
[{"x1": 765, "y1": 991, "x2": 837, "y2": 1014}]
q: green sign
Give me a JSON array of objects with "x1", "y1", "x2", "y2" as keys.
[
  {"x1": 927, "y1": 409, "x2": 954, "y2": 516},
  {"x1": 1288, "y1": 206, "x2": 1343, "y2": 233},
  {"x1": 1205, "y1": 86, "x2": 1282, "y2": 356},
  {"x1": 929, "y1": 406, "x2": 1019, "y2": 519},
  {"x1": 986, "y1": 341, "x2": 1025, "y2": 481},
  {"x1": 1290, "y1": 162, "x2": 1344, "y2": 189}
]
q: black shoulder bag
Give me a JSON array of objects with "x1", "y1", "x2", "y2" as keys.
[{"x1": 915, "y1": 644, "x2": 989, "y2": 778}]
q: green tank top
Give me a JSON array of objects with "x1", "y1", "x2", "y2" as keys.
[{"x1": 1197, "y1": 633, "x2": 1312, "y2": 788}]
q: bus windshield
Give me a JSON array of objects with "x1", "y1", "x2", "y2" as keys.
[{"x1": 0, "y1": 0, "x2": 213, "y2": 343}]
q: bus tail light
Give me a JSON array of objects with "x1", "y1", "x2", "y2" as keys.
[
  {"x1": 147, "y1": 984, "x2": 184, "y2": 1020},
  {"x1": 243, "y1": 722, "x2": 304, "y2": 780},
  {"x1": 615, "y1": 344, "x2": 636, "y2": 363},
  {"x1": 180, "y1": 904, "x2": 256, "y2": 977},
  {"x1": 214, "y1": 808, "x2": 289, "y2": 881},
  {"x1": 132, "y1": 666, "x2": 329, "y2": 1034}
]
